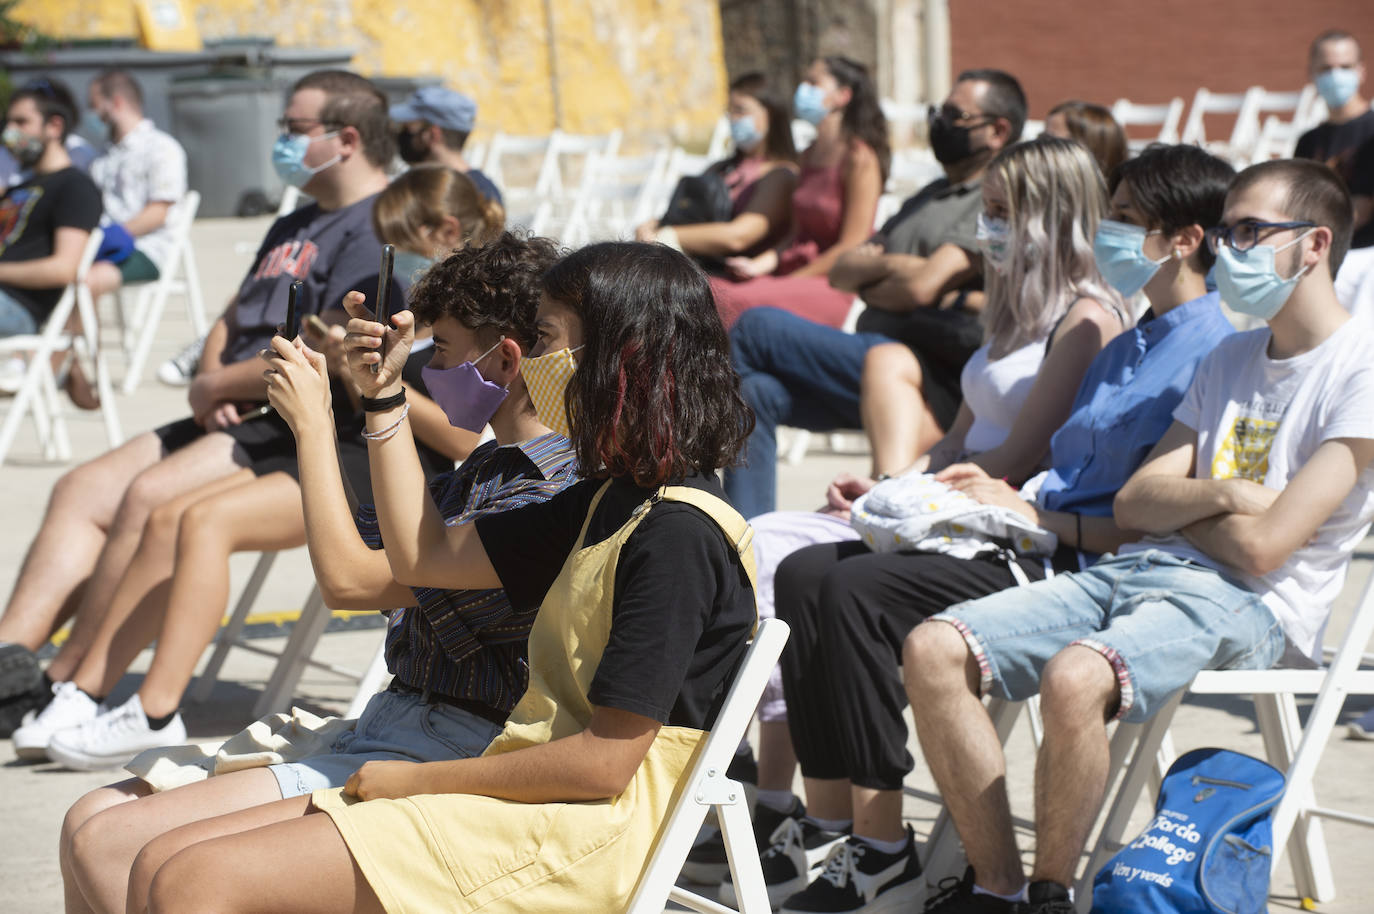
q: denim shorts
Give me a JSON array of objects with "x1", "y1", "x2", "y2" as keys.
[
  {"x1": 930, "y1": 550, "x2": 1285, "y2": 722},
  {"x1": 269, "y1": 687, "x2": 504, "y2": 799},
  {"x1": 0, "y1": 287, "x2": 38, "y2": 336}
]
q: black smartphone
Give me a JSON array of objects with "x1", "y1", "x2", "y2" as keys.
[
  {"x1": 283, "y1": 280, "x2": 302, "y2": 342},
  {"x1": 372, "y1": 244, "x2": 394, "y2": 374}
]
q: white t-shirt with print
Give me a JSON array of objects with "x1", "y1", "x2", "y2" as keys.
[
  {"x1": 1126, "y1": 318, "x2": 1374, "y2": 663},
  {"x1": 89, "y1": 119, "x2": 188, "y2": 269}
]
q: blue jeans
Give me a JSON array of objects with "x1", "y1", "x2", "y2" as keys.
[
  {"x1": 725, "y1": 307, "x2": 888, "y2": 518},
  {"x1": 0, "y1": 287, "x2": 37, "y2": 336},
  {"x1": 932, "y1": 550, "x2": 1285, "y2": 722}
]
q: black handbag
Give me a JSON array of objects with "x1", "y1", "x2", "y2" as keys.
[{"x1": 659, "y1": 167, "x2": 734, "y2": 227}]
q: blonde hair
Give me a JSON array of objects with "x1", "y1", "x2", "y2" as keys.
[
  {"x1": 982, "y1": 136, "x2": 1125, "y2": 356},
  {"x1": 372, "y1": 165, "x2": 505, "y2": 255}
]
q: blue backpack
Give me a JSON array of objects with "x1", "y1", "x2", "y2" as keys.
[{"x1": 1091, "y1": 748, "x2": 1285, "y2": 914}]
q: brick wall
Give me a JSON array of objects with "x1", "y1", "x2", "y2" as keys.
[{"x1": 950, "y1": 2, "x2": 1374, "y2": 137}]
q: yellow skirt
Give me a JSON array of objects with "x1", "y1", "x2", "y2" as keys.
[{"x1": 313, "y1": 726, "x2": 704, "y2": 914}]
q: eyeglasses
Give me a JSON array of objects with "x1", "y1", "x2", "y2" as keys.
[
  {"x1": 1205, "y1": 220, "x2": 1317, "y2": 254},
  {"x1": 928, "y1": 104, "x2": 993, "y2": 127},
  {"x1": 276, "y1": 116, "x2": 342, "y2": 137}
]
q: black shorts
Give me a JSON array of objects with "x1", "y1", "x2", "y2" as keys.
[
  {"x1": 153, "y1": 411, "x2": 301, "y2": 482},
  {"x1": 854, "y1": 305, "x2": 983, "y2": 431}
]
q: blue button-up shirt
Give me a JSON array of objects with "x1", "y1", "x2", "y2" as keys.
[{"x1": 1037, "y1": 291, "x2": 1234, "y2": 520}]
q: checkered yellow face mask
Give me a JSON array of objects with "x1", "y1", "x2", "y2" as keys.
[{"x1": 521, "y1": 345, "x2": 581, "y2": 439}]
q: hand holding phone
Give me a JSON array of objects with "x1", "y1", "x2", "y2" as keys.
[{"x1": 371, "y1": 244, "x2": 394, "y2": 374}]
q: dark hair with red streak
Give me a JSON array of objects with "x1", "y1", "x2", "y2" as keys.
[{"x1": 541, "y1": 242, "x2": 754, "y2": 487}]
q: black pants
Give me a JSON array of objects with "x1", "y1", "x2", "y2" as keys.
[{"x1": 774, "y1": 541, "x2": 1078, "y2": 791}]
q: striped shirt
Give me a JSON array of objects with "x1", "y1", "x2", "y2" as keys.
[{"x1": 353, "y1": 432, "x2": 579, "y2": 712}]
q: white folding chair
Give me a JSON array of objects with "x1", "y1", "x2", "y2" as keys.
[
  {"x1": 117, "y1": 190, "x2": 208, "y2": 393},
  {"x1": 626, "y1": 618, "x2": 790, "y2": 914},
  {"x1": 561, "y1": 148, "x2": 670, "y2": 247},
  {"x1": 1249, "y1": 115, "x2": 1306, "y2": 165},
  {"x1": 0, "y1": 229, "x2": 122, "y2": 466},
  {"x1": 480, "y1": 132, "x2": 556, "y2": 220},
  {"x1": 1080, "y1": 574, "x2": 1374, "y2": 910},
  {"x1": 1111, "y1": 96, "x2": 1186, "y2": 153},
  {"x1": 706, "y1": 114, "x2": 732, "y2": 161},
  {"x1": 190, "y1": 551, "x2": 386, "y2": 718},
  {"x1": 1180, "y1": 87, "x2": 1265, "y2": 162}
]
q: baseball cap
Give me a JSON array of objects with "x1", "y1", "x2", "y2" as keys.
[{"x1": 390, "y1": 86, "x2": 477, "y2": 133}]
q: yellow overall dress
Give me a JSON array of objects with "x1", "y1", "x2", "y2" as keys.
[{"x1": 314, "y1": 481, "x2": 758, "y2": 913}]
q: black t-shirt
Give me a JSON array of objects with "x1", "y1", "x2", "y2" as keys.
[
  {"x1": 225, "y1": 193, "x2": 403, "y2": 365},
  {"x1": 475, "y1": 473, "x2": 755, "y2": 730},
  {"x1": 0, "y1": 166, "x2": 102, "y2": 323},
  {"x1": 1348, "y1": 138, "x2": 1374, "y2": 249},
  {"x1": 1295, "y1": 111, "x2": 1374, "y2": 195}
]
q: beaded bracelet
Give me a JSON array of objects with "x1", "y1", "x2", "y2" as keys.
[{"x1": 361, "y1": 402, "x2": 410, "y2": 442}]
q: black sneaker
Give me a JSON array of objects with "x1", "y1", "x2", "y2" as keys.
[
  {"x1": 683, "y1": 794, "x2": 800, "y2": 885},
  {"x1": 0, "y1": 679, "x2": 51, "y2": 739},
  {"x1": 923, "y1": 866, "x2": 1019, "y2": 913},
  {"x1": 779, "y1": 829, "x2": 924, "y2": 914},
  {"x1": 719, "y1": 812, "x2": 849, "y2": 909},
  {"x1": 0, "y1": 642, "x2": 40, "y2": 699},
  {"x1": 1020, "y1": 880, "x2": 1073, "y2": 914}
]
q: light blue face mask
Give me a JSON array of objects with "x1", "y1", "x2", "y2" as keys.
[
  {"x1": 1094, "y1": 219, "x2": 1170, "y2": 297},
  {"x1": 392, "y1": 250, "x2": 438, "y2": 285},
  {"x1": 793, "y1": 82, "x2": 829, "y2": 126},
  {"x1": 975, "y1": 211, "x2": 1012, "y2": 273},
  {"x1": 1315, "y1": 67, "x2": 1361, "y2": 110},
  {"x1": 730, "y1": 115, "x2": 763, "y2": 152},
  {"x1": 272, "y1": 131, "x2": 340, "y2": 189},
  {"x1": 1214, "y1": 229, "x2": 1315, "y2": 321}
]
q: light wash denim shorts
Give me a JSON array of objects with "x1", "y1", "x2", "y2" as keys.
[
  {"x1": 269, "y1": 687, "x2": 504, "y2": 799},
  {"x1": 931, "y1": 549, "x2": 1285, "y2": 722}
]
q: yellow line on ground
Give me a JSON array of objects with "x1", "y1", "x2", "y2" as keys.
[{"x1": 46, "y1": 609, "x2": 376, "y2": 647}]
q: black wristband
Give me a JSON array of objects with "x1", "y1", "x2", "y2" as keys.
[{"x1": 360, "y1": 389, "x2": 406, "y2": 413}]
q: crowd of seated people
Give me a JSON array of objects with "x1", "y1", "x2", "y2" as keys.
[{"x1": 0, "y1": 22, "x2": 1368, "y2": 913}]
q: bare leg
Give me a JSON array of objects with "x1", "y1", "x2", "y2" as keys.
[
  {"x1": 67, "y1": 768, "x2": 283, "y2": 914},
  {"x1": 137, "y1": 472, "x2": 306, "y2": 718},
  {"x1": 757, "y1": 720, "x2": 797, "y2": 793},
  {"x1": 45, "y1": 431, "x2": 244, "y2": 680},
  {"x1": 904, "y1": 622, "x2": 1023, "y2": 894},
  {"x1": 85, "y1": 262, "x2": 123, "y2": 303},
  {"x1": 64, "y1": 470, "x2": 256, "y2": 695},
  {"x1": 143, "y1": 802, "x2": 384, "y2": 914},
  {"x1": 860, "y1": 343, "x2": 944, "y2": 478},
  {"x1": 851, "y1": 786, "x2": 905, "y2": 843},
  {"x1": 1029, "y1": 646, "x2": 1118, "y2": 888},
  {"x1": 0, "y1": 432, "x2": 163, "y2": 651},
  {"x1": 802, "y1": 777, "x2": 851, "y2": 822},
  {"x1": 61, "y1": 778, "x2": 151, "y2": 914}
]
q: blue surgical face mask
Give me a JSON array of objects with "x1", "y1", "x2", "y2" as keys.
[
  {"x1": 1315, "y1": 67, "x2": 1361, "y2": 110},
  {"x1": 975, "y1": 212, "x2": 1012, "y2": 273},
  {"x1": 272, "y1": 131, "x2": 340, "y2": 189},
  {"x1": 730, "y1": 115, "x2": 763, "y2": 152},
  {"x1": 420, "y1": 337, "x2": 508, "y2": 432},
  {"x1": 1214, "y1": 229, "x2": 1315, "y2": 321},
  {"x1": 793, "y1": 82, "x2": 829, "y2": 126},
  {"x1": 392, "y1": 250, "x2": 437, "y2": 285},
  {"x1": 1094, "y1": 220, "x2": 1170, "y2": 297}
]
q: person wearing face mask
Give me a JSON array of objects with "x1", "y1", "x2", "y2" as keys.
[
  {"x1": 636, "y1": 71, "x2": 798, "y2": 273},
  {"x1": 724, "y1": 69, "x2": 1024, "y2": 522},
  {"x1": 1295, "y1": 30, "x2": 1374, "y2": 251},
  {"x1": 389, "y1": 86, "x2": 502, "y2": 205},
  {"x1": 0, "y1": 70, "x2": 400, "y2": 742},
  {"x1": 59, "y1": 235, "x2": 581, "y2": 914},
  {"x1": 0, "y1": 78, "x2": 102, "y2": 340},
  {"x1": 709, "y1": 55, "x2": 889, "y2": 329},
  {"x1": 907, "y1": 159, "x2": 1374, "y2": 914},
  {"x1": 83, "y1": 70, "x2": 188, "y2": 303}
]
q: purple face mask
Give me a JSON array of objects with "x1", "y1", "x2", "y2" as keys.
[{"x1": 420, "y1": 338, "x2": 508, "y2": 432}]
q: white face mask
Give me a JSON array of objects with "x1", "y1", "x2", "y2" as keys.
[{"x1": 975, "y1": 212, "x2": 1012, "y2": 273}]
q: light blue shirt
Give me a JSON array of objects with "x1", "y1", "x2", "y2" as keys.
[{"x1": 1037, "y1": 291, "x2": 1234, "y2": 524}]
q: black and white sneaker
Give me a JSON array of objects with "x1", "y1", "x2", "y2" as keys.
[
  {"x1": 719, "y1": 812, "x2": 849, "y2": 909},
  {"x1": 1021, "y1": 880, "x2": 1073, "y2": 914},
  {"x1": 922, "y1": 866, "x2": 1019, "y2": 913},
  {"x1": 779, "y1": 829, "x2": 924, "y2": 914},
  {"x1": 682, "y1": 791, "x2": 798, "y2": 885},
  {"x1": 157, "y1": 335, "x2": 204, "y2": 387}
]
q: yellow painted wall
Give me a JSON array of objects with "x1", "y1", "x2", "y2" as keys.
[{"x1": 13, "y1": 0, "x2": 727, "y2": 140}]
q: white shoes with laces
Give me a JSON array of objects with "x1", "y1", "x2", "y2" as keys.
[
  {"x1": 45, "y1": 693, "x2": 186, "y2": 771},
  {"x1": 11, "y1": 681, "x2": 100, "y2": 760}
]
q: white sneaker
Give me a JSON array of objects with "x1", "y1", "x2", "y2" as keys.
[
  {"x1": 156, "y1": 336, "x2": 204, "y2": 387},
  {"x1": 1349, "y1": 709, "x2": 1374, "y2": 741},
  {"x1": 11, "y1": 681, "x2": 100, "y2": 760},
  {"x1": 0, "y1": 355, "x2": 25, "y2": 394},
  {"x1": 45, "y1": 693, "x2": 186, "y2": 771}
]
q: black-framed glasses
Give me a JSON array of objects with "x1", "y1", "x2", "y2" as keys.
[
  {"x1": 928, "y1": 103, "x2": 993, "y2": 128},
  {"x1": 276, "y1": 116, "x2": 342, "y2": 137},
  {"x1": 1205, "y1": 220, "x2": 1317, "y2": 254}
]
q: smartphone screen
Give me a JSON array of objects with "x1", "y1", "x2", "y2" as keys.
[{"x1": 284, "y1": 280, "x2": 302, "y2": 342}]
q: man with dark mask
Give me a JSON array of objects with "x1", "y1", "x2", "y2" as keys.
[
  {"x1": 724, "y1": 69, "x2": 1025, "y2": 520},
  {"x1": 0, "y1": 78, "x2": 102, "y2": 340},
  {"x1": 390, "y1": 86, "x2": 502, "y2": 205}
]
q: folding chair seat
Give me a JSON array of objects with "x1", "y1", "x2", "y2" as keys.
[
  {"x1": 0, "y1": 228, "x2": 122, "y2": 466},
  {"x1": 626, "y1": 617, "x2": 790, "y2": 914},
  {"x1": 116, "y1": 189, "x2": 209, "y2": 393}
]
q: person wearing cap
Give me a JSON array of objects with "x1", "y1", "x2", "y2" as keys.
[{"x1": 391, "y1": 86, "x2": 502, "y2": 205}]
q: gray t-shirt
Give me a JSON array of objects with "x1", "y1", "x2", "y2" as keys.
[
  {"x1": 223, "y1": 193, "x2": 402, "y2": 364},
  {"x1": 879, "y1": 176, "x2": 982, "y2": 257}
]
